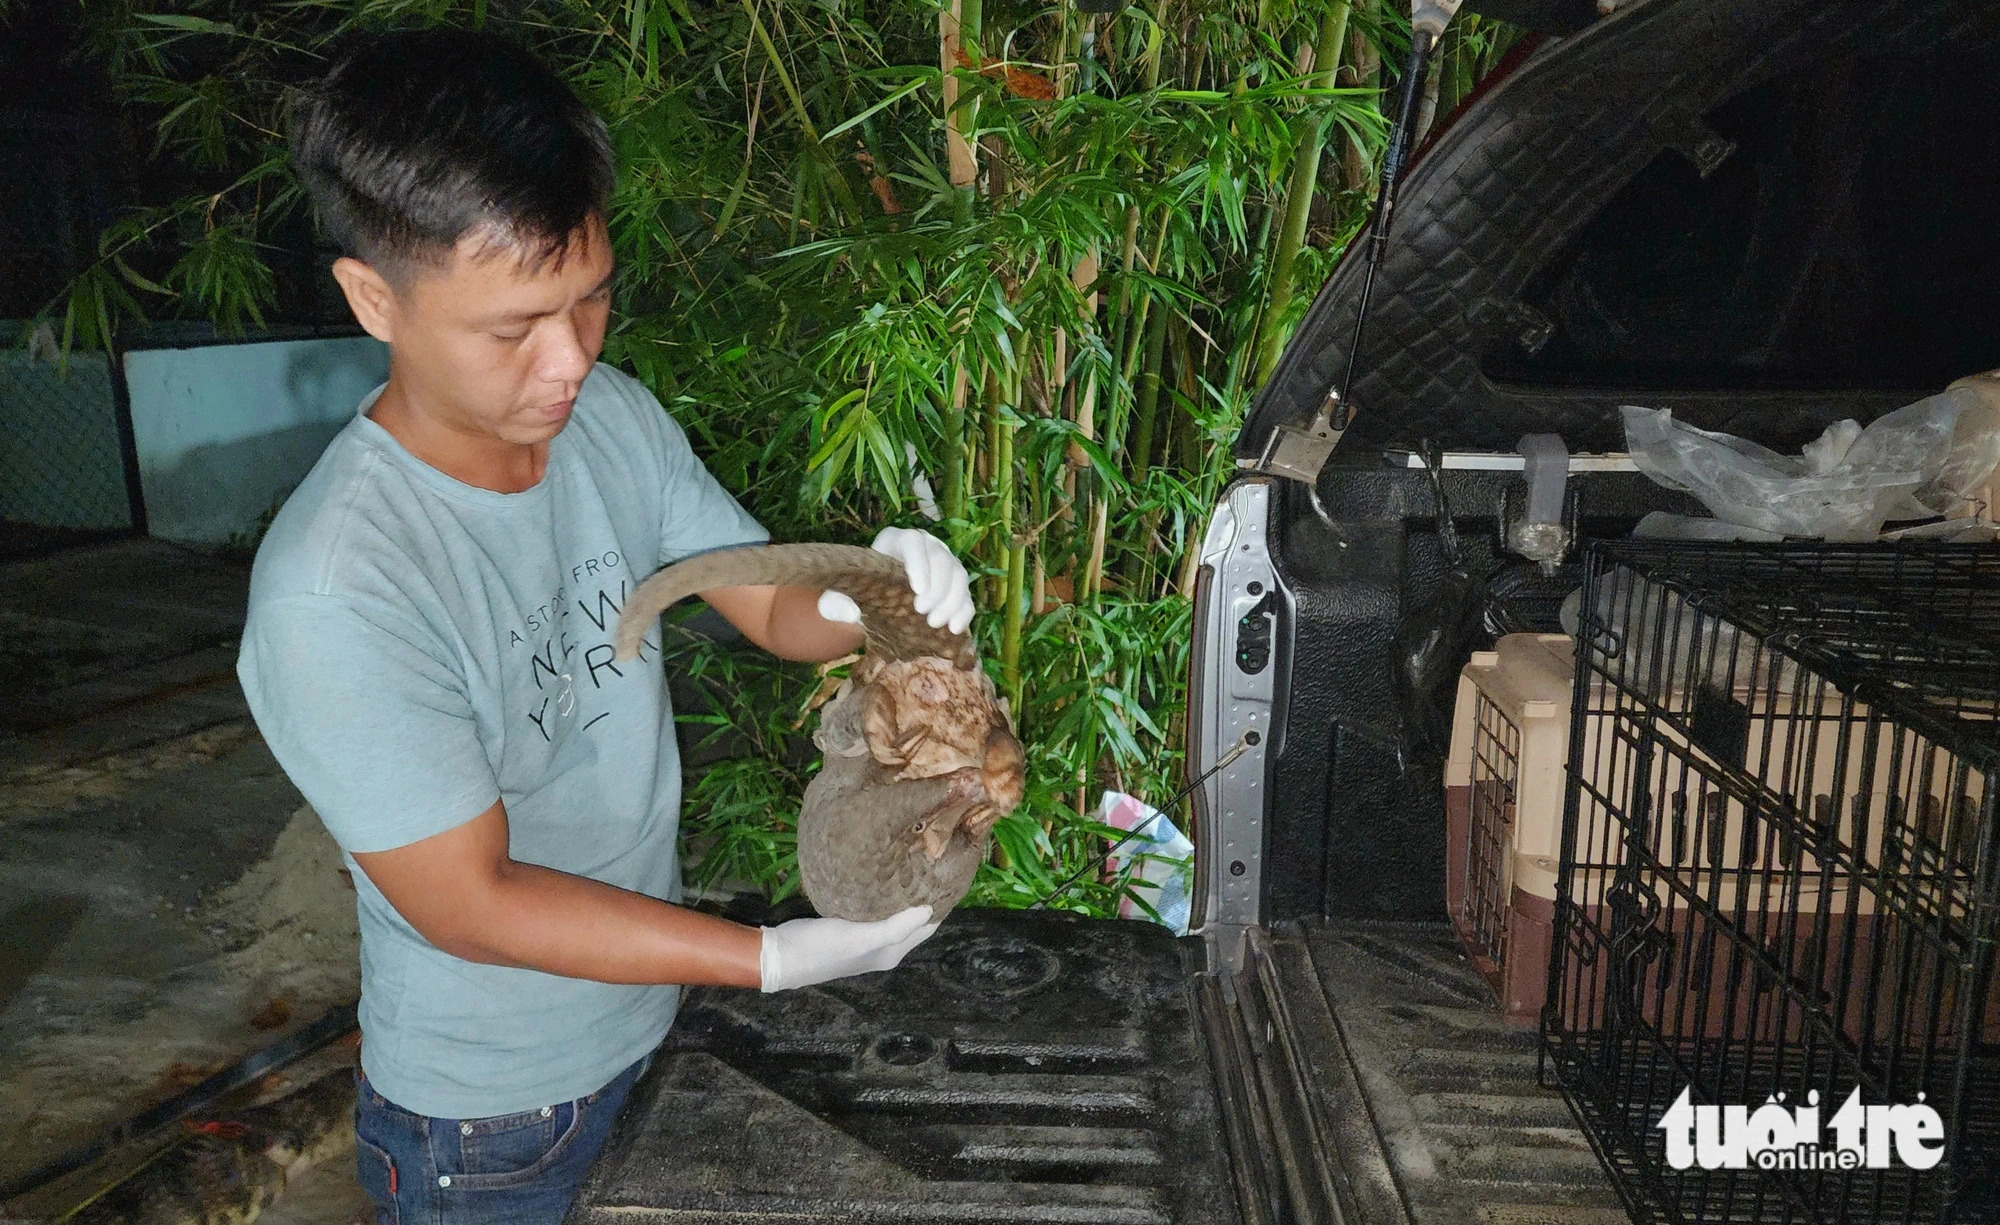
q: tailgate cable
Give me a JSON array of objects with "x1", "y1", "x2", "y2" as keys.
[{"x1": 1033, "y1": 732, "x2": 1254, "y2": 910}]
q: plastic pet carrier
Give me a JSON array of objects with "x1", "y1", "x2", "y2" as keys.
[
  {"x1": 1445, "y1": 632, "x2": 1579, "y2": 1026},
  {"x1": 1544, "y1": 541, "x2": 2000, "y2": 1225}
]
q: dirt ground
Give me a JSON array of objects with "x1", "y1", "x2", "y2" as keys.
[
  {"x1": 0, "y1": 541, "x2": 370, "y2": 1224},
  {"x1": 0, "y1": 537, "x2": 749, "y2": 1224}
]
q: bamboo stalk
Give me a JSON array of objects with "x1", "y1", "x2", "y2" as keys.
[
  {"x1": 1415, "y1": 34, "x2": 1443, "y2": 148},
  {"x1": 1236, "y1": 199, "x2": 1277, "y2": 395},
  {"x1": 982, "y1": 133, "x2": 1008, "y2": 199},
  {"x1": 1113, "y1": 212, "x2": 1172, "y2": 460},
  {"x1": 1342, "y1": 0, "x2": 1381, "y2": 191},
  {"x1": 1059, "y1": 367, "x2": 1079, "y2": 524},
  {"x1": 1127, "y1": 304, "x2": 1169, "y2": 484},
  {"x1": 1175, "y1": 526, "x2": 1204, "y2": 598},
  {"x1": 1068, "y1": 370, "x2": 1096, "y2": 551},
  {"x1": 1141, "y1": 0, "x2": 1171, "y2": 91},
  {"x1": 940, "y1": 0, "x2": 978, "y2": 189},
  {"x1": 1120, "y1": 306, "x2": 1172, "y2": 587},
  {"x1": 1051, "y1": 330, "x2": 1067, "y2": 409},
  {"x1": 1078, "y1": 289, "x2": 1110, "y2": 607},
  {"x1": 1062, "y1": 243, "x2": 1100, "y2": 523},
  {"x1": 1081, "y1": 494, "x2": 1110, "y2": 603},
  {"x1": 1093, "y1": 207, "x2": 1169, "y2": 599},
  {"x1": 996, "y1": 363, "x2": 1024, "y2": 711},
  {"x1": 980, "y1": 359, "x2": 1003, "y2": 602},
  {"x1": 1168, "y1": 328, "x2": 1200, "y2": 506},
  {"x1": 983, "y1": 361, "x2": 1002, "y2": 494},
  {"x1": 976, "y1": 370, "x2": 992, "y2": 490},
  {"x1": 1105, "y1": 204, "x2": 1142, "y2": 398},
  {"x1": 1254, "y1": 0, "x2": 1352, "y2": 387},
  {"x1": 1052, "y1": 5, "x2": 1073, "y2": 95},
  {"x1": 1027, "y1": 444, "x2": 1045, "y2": 621},
  {"x1": 941, "y1": 362, "x2": 969, "y2": 521},
  {"x1": 1071, "y1": 372, "x2": 1099, "y2": 472}
]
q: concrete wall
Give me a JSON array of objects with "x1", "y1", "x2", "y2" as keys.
[{"x1": 125, "y1": 336, "x2": 388, "y2": 548}]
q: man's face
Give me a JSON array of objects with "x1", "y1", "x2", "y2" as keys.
[{"x1": 358, "y1": 217, "x2": 614, "y2": 445}]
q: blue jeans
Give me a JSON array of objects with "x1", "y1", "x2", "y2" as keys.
[{"x1": 353, "y1": 1055, "x2": 649, "y2": 1225}]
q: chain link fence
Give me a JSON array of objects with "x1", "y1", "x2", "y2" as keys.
[
  {"x1": 0, "y1": 347, "x2": 136, "y2": 537},
  {"x1": 2, "y1": 111, "x2": 137, "y2": 552}
]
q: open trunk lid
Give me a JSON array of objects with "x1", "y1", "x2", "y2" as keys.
[{"x1": 1242, "y1": 0, "x2": 2000, "y2": 462}]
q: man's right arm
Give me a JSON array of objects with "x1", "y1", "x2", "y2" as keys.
[
  {"x1": 351, "y1": 799, "x2": 764, "y2": 987},
  {"x1": 350, "y1": 799, "x2": 939, "y2": 992},
  {"x1": 244, "y1": 594, "x2": 937, "y2": 993}
]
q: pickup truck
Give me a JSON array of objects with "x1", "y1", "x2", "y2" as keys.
[{"x1": 566, "y1": 0, "x2": 2000, "y2": 1220}]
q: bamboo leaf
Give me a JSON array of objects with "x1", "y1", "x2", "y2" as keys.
[
  {"x1": 822, "y1": 72, "x2": 937, "y2": 144},
  {"x1": 135, "y1": 14, "x2": 238, "y2": 35}
]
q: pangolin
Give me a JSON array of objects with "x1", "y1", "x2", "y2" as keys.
[{"x1": 614, "y1": 543, "x2": 1025, "y2": 921}]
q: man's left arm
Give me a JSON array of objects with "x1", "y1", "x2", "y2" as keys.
[
  {"x1": 702, "y1": 582, "x2": 864, "y2": 662},
  {"x1": 704, "y1": 527, "x2": 975, "y2": 662},
  {"x1": 625, "y1": 373, "x2": 972, "y2": 662}
]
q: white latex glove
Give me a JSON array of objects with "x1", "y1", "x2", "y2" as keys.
[
  {"x1": 816, "y1": 526, "x2": 976, "y2": 635},
  {"x1": 758, "y1": 905, "x2": 939, "y2": 993}
]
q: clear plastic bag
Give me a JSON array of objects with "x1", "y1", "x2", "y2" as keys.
[
  {"x1": 1558, "y1": 565, "x2": 1797, "y2": 701},
  {"x1": 1621, "y1": 375, "x2": 2000, "y2": 541}
]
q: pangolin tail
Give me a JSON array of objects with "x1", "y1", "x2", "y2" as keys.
[{"x1": 613, "y1": 542, "x2": 976, "y2": 667}]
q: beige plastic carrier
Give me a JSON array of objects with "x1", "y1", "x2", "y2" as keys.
[
  {"x1": 1444, "y1": 634, "x2": 1575, "y2": 1027},
  {"x1": 1443, "y1": 630, "x2": 1977, "y2": 1032}
]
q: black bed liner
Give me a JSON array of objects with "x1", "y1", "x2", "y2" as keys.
[
  {"x1": 567, "y1": 907, "x2": 1237, "y2": 1225},
  {"x1": 569, "y1": 907, "x2": 1627, "y2": 1225},
  {"x1": 1290, "y1": 920, "x2": 1627, "y2": 1224},
  {"x1": 1201, "y1": 917, "x2": 1627, "y2": 1225}
]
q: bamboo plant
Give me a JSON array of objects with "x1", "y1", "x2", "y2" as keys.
[{"x1": 39, "y1": 0, "x2": 1518, "y2": 917}]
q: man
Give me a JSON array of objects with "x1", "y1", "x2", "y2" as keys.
[{"x1": 236, "y1": 28, "x2": 975, "y2": 1224}]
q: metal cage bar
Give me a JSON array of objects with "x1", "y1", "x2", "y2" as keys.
[{"x1": 1543, "y1": 541, "x2": 2000, "y2": 1225}]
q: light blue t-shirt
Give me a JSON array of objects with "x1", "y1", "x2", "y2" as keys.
[{"x1": 237, "y1": 363, "x2": 766, "y2": 1119}]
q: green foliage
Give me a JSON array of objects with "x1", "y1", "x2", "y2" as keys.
[
  {"x1": 660, "y1": 614, "x2": 814, "y2": 901},
  {"x1": 167, "y1": 222, "x2": 274, "y2": 334},
  {"x1": 59, "y1": 0, "x2": 1514, "y2": 919}
]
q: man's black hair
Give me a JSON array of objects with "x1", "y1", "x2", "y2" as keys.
[{"x1": 290, "y1": 29, "x2": 613, "y2": 278}]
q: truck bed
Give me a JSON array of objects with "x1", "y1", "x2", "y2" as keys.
[
  {"x1": 567, "y1": 907, "x2": 1236, "y2": 1224},
  {"x1": 1211, "y1": 918, "x2": 1628, "y2": 1225},
  {"x1": 566, "y1": 908, "x2": 1626, "y2": 1225}
]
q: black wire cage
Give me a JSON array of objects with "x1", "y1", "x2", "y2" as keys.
[{"x1": 1544, "y1": 541, "x2": 2000, "y2": 1225}]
